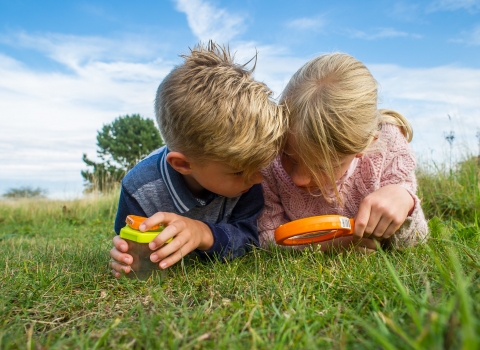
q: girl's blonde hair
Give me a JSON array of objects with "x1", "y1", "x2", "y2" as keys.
[{"x1": 281, "y1": 52, "x2": 412, "y2": 199}]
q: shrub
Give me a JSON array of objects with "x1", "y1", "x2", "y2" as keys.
[{"x1": 2, "y1": 186, "x2": 48, "y2": 199}]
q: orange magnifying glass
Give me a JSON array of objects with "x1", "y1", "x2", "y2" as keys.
[{"x1": 274, "y1": 215, "x2": 355, "y2": 246}]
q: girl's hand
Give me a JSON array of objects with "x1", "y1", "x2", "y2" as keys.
[
  {"x1": 139, "y1": 212, "x2": 214, "y2": 269},
  {"x1": 109, "y1": 236, "x2": 133, "y2": 278},
  {"x1": 353, "y1": 184, "x2": 414, "y2": 241}
]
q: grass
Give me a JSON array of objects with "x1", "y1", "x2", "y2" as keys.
[
  {"x1": 0, "y1": 158, "x2": 479, "y2": 349},
  {"x1": 417, "y1": 156, "x2": 480, "y2": 222}
]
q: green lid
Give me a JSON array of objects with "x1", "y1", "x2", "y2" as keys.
[{"x1": 120, "y1": 225, "x2": 164, "y2": 243}]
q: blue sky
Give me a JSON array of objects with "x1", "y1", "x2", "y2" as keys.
[{"x1": 1, "y1": 0, "x2": 479, "y2": 198}]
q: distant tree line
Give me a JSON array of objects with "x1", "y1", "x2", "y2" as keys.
[{"x1": 2, "y1": 186, "x2": 48, "y2": 199}]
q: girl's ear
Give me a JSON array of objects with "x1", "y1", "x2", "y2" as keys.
[
  {"x1": 166, "y1": 152, "x2": 193, "y2": 174},
  {"x1": 355, "y1": 153, "x2": 364, "y2": 158}
]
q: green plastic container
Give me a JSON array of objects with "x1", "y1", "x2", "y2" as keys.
[{"x1": 119, "y1": 225, "x2": 167, "y2": 280}]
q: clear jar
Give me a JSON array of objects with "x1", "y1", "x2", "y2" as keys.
[{"x1": 119, "y1": 225, "x2": 167, "y2": 281}]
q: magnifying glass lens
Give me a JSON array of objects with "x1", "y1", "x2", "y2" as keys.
[{"x1": 289, "y1": 230, "x2": 336, "y2": 240}]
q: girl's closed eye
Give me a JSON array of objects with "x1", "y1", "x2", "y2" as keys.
[
  {"x1": 232, "y1": 171, "x2": 244, "y2": 176},
  {"x1": 281, "y1": 151, "x2": 299, "y2": 165}
]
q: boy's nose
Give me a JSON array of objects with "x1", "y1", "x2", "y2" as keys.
[{"x1": 290, "y1": 167, "x2": 312, "y2": 188}]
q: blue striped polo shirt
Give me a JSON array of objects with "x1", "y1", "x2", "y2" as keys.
[{"x1": 114, "y1": 146, "x2": 263, "y2": 260}]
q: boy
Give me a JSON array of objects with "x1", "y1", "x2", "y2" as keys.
[{"x1": 109, "y1": 42, "x2": 285, "y2": 277}]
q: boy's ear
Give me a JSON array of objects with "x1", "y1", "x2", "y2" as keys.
[{"x1": 166, "y1": 152, "x2": 193, "y2": 174}]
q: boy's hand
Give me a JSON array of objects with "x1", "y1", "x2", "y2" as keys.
[
  {"x1": 353, "y1": 184, "x2": 414, "y2": 242},
  {"x1": 140, "y1": 212, "x2": 214, "y2": 269},
  {"x1": 109, "y1": 236, "x2": 133, "y2": 278}
]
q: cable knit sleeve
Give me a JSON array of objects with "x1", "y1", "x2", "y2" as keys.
[
  {"x1": 258, "y1": 161, "x2": 289, "y2": 247},
  {"x1": 378, "y1": 124, "x2": 429, "y2": 248}
]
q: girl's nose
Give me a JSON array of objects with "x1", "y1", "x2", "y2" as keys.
[{"x1": 290, "y1": 167, "x2": 312, "y2": 187}]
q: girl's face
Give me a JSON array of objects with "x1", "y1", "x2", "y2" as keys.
[{"x1": 281, "y1": 134, "x2": 359, "y2": 191}]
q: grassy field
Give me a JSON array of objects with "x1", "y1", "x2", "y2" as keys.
[{"x1": 1, "y1": 158, "x2": 479, "y2": 349}]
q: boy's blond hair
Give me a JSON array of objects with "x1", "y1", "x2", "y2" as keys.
[
  {"x1": 281, "y1": 52, "x2": 412, "y2": 199},
  {"x1": 155, "y1": 42, "x2": 286, "y2": 179}
]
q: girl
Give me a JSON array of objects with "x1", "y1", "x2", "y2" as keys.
[{"x1": 259, "y1": 53, "x2": 428, "y2": 251}]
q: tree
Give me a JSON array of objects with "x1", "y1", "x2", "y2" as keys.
[
  {"x1": 82, "y1": 114, "x2": 164, "y2": 192},
  {"x1": 2, "y1": 186, "x2": 48, "y2": 199}
]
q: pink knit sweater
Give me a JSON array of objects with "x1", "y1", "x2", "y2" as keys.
[{"x1": 258, "y1": 123, "x2": 429, "y2": 249}]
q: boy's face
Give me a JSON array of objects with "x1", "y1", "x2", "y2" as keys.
[{"x1": 186, "y1": 161, "x2": 263, "y2": 198}]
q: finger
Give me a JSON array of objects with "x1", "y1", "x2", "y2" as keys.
[
  {"x1": 149, "y1": 223, "x2": 179, "y2": 250},
  {"x1": 113, "y1": 235, "x2": 129, "y2": 253},
  {"x1": 139, "y1": 212, "x2": 179, "y2": 232},
  {"x1": 154, "y1": 244, "x2": 190, "y2": 269},
  {"x1": 371, "y1": 215, "x2": 390, "y2": 240},
  {"x1": 150, "y1": 232, "x2": 187, "y2": 264},
  {"x1": 151, "y1": 232, "x2": 197, "y2": 269},
  {"x1": 353, "y1": 200, "x2": 371, "y2": 239},
  {"x1": 382, "y1": 221, "x2": 401, "y2": 240},
  {"x1": 110, "y1": 247, "x2": 133, "y2": 265},
  {"x1": 111, "y1": 269, "x2": 121, "y2": 278},
  {"x1": 109, "y1": 259, "x2": 131, "y2": 274},
  {"x1": 363, "y1": 207, "x2": 384, "y2": 239}
]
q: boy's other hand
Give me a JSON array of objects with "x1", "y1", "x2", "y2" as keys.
[
  {"x1": 109, "y1": 236, "x2": 133, "y2": 278},
  {"x1": 353, "y1": 184, "x2": 414, "y2": 242},
  {"x1": 140, "y1": 212, "x2": 214, "y2": 269}
]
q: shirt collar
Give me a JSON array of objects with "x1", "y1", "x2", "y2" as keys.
[{"x1": 157, "y1": 147, "x2": 216, "y2": 213}]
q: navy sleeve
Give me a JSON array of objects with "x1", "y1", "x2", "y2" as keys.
[
  {"x1": 114, "y1": 184, "x2": 148, "y2": 234},
  {"x1": 195, "y1": 184, "x2": 263, "y2": 260}
]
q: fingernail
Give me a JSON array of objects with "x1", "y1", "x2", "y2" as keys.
[
  {"x1": 150, "y1": 254, "x2": 158, "y2": 262},
  {"x1": 160, "y1": 262, "x2": 167, "y2": 269},
  {"x1": 124, "y1": 257, "x2": 131, "y2": 264},
  {"x1": 139, "y1": 223, "x2": 146, "y2": 231},
  {"x1": 149, "y1": 242, "x2": 156, "y2": 250}
]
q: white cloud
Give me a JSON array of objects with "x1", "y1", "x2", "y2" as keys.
[
  {"x1": 229, "y1": 41, "x2": 307, "y2": 99},
  {"x1": 0, "y1": 31, "x2": 164, "y2": 70},
  {"x1": 469, "y1": 25, "x2": 480, "y2": 45},
  {"x1": 372, "y1": 64, "x2": 480, "y2": 107},
  {"x1": 173, "y1": 0, "x2": 245, "y2": 43},
  {"x1": 450, "y1": 24, "x2": 480, "y2": 46},
  {"x1": 0, "y1": 33, "x2": 174, "y2": 198},
  {"x1": 370, "y1": 64, "x2": 480, "y2": 162},
  {"x1": 286, "y1": 16, "x2": 326, "y2": 32},
  {"x1": 1, "y1": 29, "x2": 480, "y2": 198},
  {"x1": 428, "y1": 0, "x2": 480, "y2": 12},
  {"x1": 346, "y1": 27, "x2": 421, "y2": 40}
]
